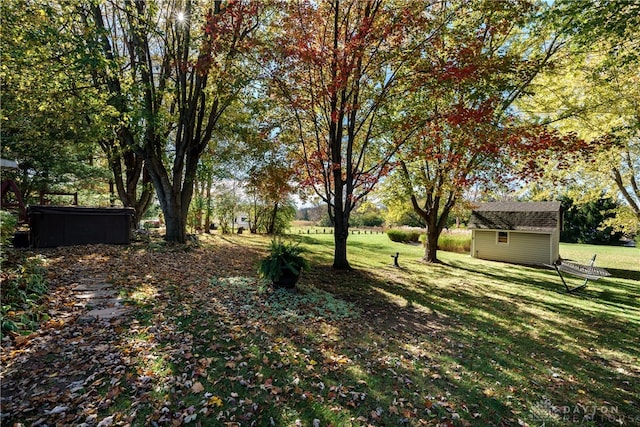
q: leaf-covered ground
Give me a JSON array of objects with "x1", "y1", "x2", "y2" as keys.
[{"x1": 1, "y1": 235, "x2": 638, "y2": 426}]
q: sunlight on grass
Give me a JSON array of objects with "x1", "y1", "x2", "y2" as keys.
[
  {"x1": 371, "y1": 286, "x2": 410, "y2": 308},
  {"x1": 127, "y1": 282, "x2": 159, "y2": 303},
  {"x1": 559, "y1": 243, "x2": 639, "y2": 270}
]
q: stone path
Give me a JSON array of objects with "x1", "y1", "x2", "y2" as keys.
[{"x1": 71, "y1": 276, "x2": 131, "y2": 323}]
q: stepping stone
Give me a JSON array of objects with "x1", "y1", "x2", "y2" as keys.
[
  {"x1": 77, "y1": 315, "x2": 97, "y2": 325},
  {"x1": 74, "y1": 290, "x2": 117, "y2": 299},
  {"x1": 86, "y1": 307, "x2": 131, "y2": 320},
  {"x1": 72, "y1": 282, "x2": 114, "y2": 292},
  {"x1": 69, "y1": 277, "x2": 131, "y2": 322},
  {"x1": 84, "y1": 298, "x2": 125, "y2": 310}
]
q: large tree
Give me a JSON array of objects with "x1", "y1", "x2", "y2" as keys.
[
  {"x1": 271, "y1": 0, "x2": 443, "y2": 268},
  {"x1": 395, "y1": 0, "x2": 570, "y2": 262},
  {"x1": 1, "y1": 1, "x2": 106, "y2": 203},
  {"x1": 81, "y1": 0, "x2": 262, "y2": 242},
  {"x1": 1, "y1": 1, "x2": 161, "y2": 224},
  {"x1": 518, "y1": 0, "x2": 640, "y2": 235}
]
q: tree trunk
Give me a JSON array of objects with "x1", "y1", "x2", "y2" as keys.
[
  {"x1": 419, "y1": 199, "x2": 455, "y2": 263},
  {"x1": 333, "y1": 229, "x2": 350, "y2": 269},
  {"x1": 333, "y1": 210, "x2": 351, "y2": 269},
  {"x1": 102, "y1": 134, "x2": 153, "y2": 229},
  {"x1": 424, "y1": 225, "x2": 439, "y2": 263},
  {"x1": 267, "y1": 202, "x2": 279, "y2": 234},
  {"x1": 249, "y1": 197, "x2": 258, "y2": 234},
  {"x1": 144, "y1": 150, "x2": 190, "y2": 243},
  {"x1": 204, "y1": 173, "x2": 213, "y2": 233},
  {"x1": 164, "y1": 207, "x2": 187, "y2": 242},
  {"x1": 108, "y1": 180, "x2": 116, "y2": 207},
  {"x1": 132, "y1": 169, "x2": 153, "y2": 229}
]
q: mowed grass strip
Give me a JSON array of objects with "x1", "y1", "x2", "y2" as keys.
[{"x1": 104, "y1": 232, "x2": 638, "y2": 426}]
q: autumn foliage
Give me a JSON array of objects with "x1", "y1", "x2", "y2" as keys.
[
  {"x1": 270, "y1": 0, "x2": 436, "y2": 268},
  {"x1": 394, "y1": 0, "x2": 576, "y2": 262}
]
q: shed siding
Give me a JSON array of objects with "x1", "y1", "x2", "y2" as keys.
[
  {"x1": 472, "y1": 230, "x2": 552, "y2": 265},
  {"x1": 550, "y1": 228, "x2": 560, "y2": 264}
]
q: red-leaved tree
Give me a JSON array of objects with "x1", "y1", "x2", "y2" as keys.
[
  {"x1": 395, "y1": 0, "x2": 576, "y2": 262},
  {"x1": 270, "y1": 0, "x2": 444, "y2": 268}
]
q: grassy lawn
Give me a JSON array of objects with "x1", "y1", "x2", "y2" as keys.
[
  {"x1": 227, "y1": 232, "x2": 640, "y2": 426},
  {"x1": 1, "y1": 232, "x2": 638, "y2": 426}
]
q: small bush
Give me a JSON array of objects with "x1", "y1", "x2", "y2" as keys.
[
  {"x1": 387, "y1": 229, "x2": 421, "y2": 243},
  {"x1": 143, "y1": 220, "x2": 161, "y2": 229},
  {"x1": 387, "y1": 229, "x2": 405, "y2": 242},
  {"x1": 0, "y1": 255, "x2": 49, "y2": 335},
  {"x1": 1, "y1": 211, "x2": 17, "y2": 248}
]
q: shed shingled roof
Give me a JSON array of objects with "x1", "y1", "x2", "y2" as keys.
[{"x1": 468, "y1": 201, "x2": 561, "y2": 232}]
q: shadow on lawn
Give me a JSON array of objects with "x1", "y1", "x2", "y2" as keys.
[
  {"x1": 447, "y1": 259, "x2": 640, "y2": 310},
  {"x1": 442, "y1": 259, "x2": 639, "y2": 333},
  {"x1": 260, "y1": 266, "x2": 533, "y2": 424},
  {"x1": 606, "y1": 267, "x2": 640, "y2": 282},
  {"x1": 313, "y1": 258, "x2": 640, "y2": 422},
  {"x1": 374, "y1": 283, "x2": 637, "y2": 412}
]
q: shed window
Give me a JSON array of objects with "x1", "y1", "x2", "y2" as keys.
[{"x1": 497, "y1": 231, "x2": 509, "y2": 244}]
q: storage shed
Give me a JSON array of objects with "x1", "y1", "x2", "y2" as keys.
[{"x1": 468, "y1": 201, "x2": 562, "y2": 265}]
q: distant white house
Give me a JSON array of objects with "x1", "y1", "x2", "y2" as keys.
[
  {"x1": 234, "y1": 213, "x2": 250, "y2": 229},
  {"x1": 468, "y1": 201, "x2": 562, "y2": 265}
]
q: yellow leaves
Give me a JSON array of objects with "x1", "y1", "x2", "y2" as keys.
[
  {"x1": 323, "y1": 353, "x2": 351, "y2": 369},
  {"x1": 208, "y1": 395, "x2": 223, "y2": 407},
  {"x1": 482, "y1": 388, "x2": 497, "y2": 398},
  {"x1": 335, "y1": 355, "x2": 350, "y2": 365}
]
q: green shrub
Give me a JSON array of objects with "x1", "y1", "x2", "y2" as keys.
[
  {"x1": 0, "y1": 255, "x2": 49, "y2": 335},
  {"x1": 258, "y1": 239, "x2": 310, "y2": 284},
  {"x1": 1, "y1": 211, "x2": 17, "y2": 247},
  {"x1": 387, "y1": 229, "x2": 407, "y2": 242},
  {"x1": 387, "y1": 229, "x2": 421, "y2": 243}
]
